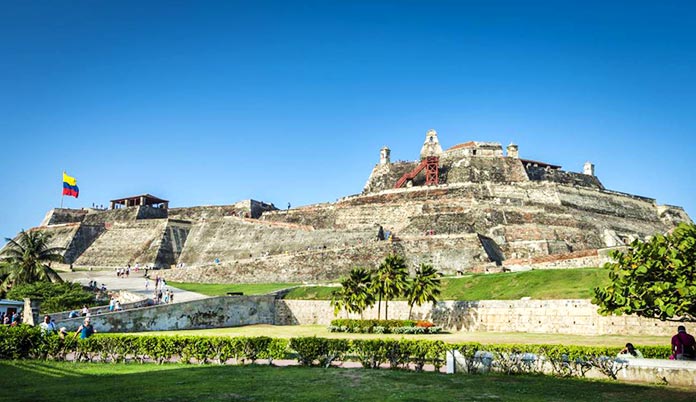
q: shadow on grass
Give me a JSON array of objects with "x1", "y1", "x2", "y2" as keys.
[{"x1": 2, "y1": 361, "x2": 695, "y2": 402}]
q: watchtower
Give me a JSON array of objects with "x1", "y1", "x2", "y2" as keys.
[{"x1": 420, "y1": 129, "x2": 443, "y2": 159}]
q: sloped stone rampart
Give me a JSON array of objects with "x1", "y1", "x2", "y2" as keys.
[
  {"x1": 276, "y1": 299, "x2": 678, "y2": 336},
  {"x1": 74, "y1": 220, "x2": 168, "y2": 268},
  {"x1": 56, "y1": 295, "x2": 275, "y2": 332}
]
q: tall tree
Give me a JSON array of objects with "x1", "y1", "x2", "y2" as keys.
[
  {"x1": 374, "y1": 254, "x2": 409, "y2": 320},
  {"x1": 0, "y1": 230, "x2": 64, "y2": 295},
  {"x1": 406, "y1": 263, "x2": 442, "y2": 319},
  {"x1": 592, "y1": 223, "x2": 696, "y2": 322},
  {"x1": 331, "y1": 267, "x2": 375, "y2": 318}
]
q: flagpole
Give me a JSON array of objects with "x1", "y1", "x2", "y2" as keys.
[{"x1": 60, "y1": 170, "x2": 64, "y2": 209}]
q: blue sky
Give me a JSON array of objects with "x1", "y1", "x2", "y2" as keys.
[{"x1": 1, "y1": 1, "x2": 694, "y2": 240}]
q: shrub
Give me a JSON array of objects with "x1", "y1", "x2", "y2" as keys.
[
  {"x1": 7, "y1": 282, "x2": 95, "y2": 314},
  {"x1": 328, "y1": 319, "x2": 440, "y2": 334},
  {"x1": 289, "y1": 337, "x2": 349, "y2": 367}
]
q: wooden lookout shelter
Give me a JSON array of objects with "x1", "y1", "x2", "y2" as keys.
[{"x1": 109, "y1": 194, "x2": 169, "y2": 210}]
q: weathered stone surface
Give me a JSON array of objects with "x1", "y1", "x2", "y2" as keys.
[
  {"x1": 276, "y1": 299, "x2": 678, "y2": 336},
  {"x1": 56, "y1": 295, "x2": 275, "y2": 332}
]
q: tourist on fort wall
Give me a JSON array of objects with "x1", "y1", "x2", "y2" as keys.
[
  {"x1": 81, "y1": 305, "x2": 89, "y2": 317},
  {"x1": 672, "y1": 325, "x2": 696, "y2": 360},
  {"x1": 616, "y1": 343, "x2": 643, "y2": 359}
]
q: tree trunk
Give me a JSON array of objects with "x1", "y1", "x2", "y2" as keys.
[
  {"x1": 377, "y1": 293, "x2": 382, "y2": 320},
  {"x1": 385, "y1": 297, "x2": 389, "y2": 320},
  {"x1": 408, "y1": 304, "x2": 413, "y2": 320}
]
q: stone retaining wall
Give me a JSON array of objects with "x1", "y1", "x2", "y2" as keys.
[
  {"x1": 56, "y1": 295, "x2": 275, "y2": 333},
  {"x1": 276, "y1": 299, "x2": 678, "y2": 336}
]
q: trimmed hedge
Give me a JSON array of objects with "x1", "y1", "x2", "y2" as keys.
[
  {"x1": 329, "y1": 319, "x2": 442, "y2": 334},
  {"x1": 0, "y1": 325, "x2": 673, "y2": 380}
]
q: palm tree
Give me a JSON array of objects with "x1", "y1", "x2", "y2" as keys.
[
  {"x1": 0, "y1": 230, "x2": 64, "y2": 294},
  {"x1": 406, "y1": 263, "x2": 442, "y2": 319},
  {"x1": 374, "y1": 254, "x2": 409, "y2": 320},
  {"x1": 331, "y1": 267, "x2": 375, "y2": 318}
]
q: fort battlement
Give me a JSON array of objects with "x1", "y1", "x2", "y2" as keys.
[{"x1": 11, "y1": 131, "x2": 691, "y2": 283}]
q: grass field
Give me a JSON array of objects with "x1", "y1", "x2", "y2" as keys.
[
  {"x1": 137, "y1": 324, "x2": 668, "y2": 347},
  {"x1": 3, "y1": 361, "x2": 695, "y2": 402},
  {"x1": 282, "y1": 268, "x2": 610, "y2": 300}
]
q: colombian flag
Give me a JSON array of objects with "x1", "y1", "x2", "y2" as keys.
[{"x1": 62, "y1": 172, "x2": 79, "y2": 198}]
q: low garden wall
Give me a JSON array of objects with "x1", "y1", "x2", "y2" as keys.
[{"x1": 276, "y1": 299, "x2": 678, "y2": 336}]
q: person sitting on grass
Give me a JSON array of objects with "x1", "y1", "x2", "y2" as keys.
[{"x1": 617, "y1": 343, "x2": 643, "y2": 359}]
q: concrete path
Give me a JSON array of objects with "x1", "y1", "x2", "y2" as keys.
[{"x1": 60, "y1": 270, "x2": 208, "y2": 304}]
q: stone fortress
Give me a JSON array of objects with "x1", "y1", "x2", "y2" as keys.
[{"x1": 18, "y1": 130, "x2": 692, "y2": 283}]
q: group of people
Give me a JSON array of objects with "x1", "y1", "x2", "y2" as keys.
[
  {"x1": 617, "y1": 325, "x2": 695, "y2": 361},
  {"x1": 40, "y1": 314, "x2": 95, "y2": 339},
  {"x1": 108, "y1": 297, "x2": 122, "y2": 312},
  {"x1": 1, "y1": 311, "x2": 21, "y2": 326},
  {"x1": 147, "y1": 275, "x2": 174, "y2": 305}
]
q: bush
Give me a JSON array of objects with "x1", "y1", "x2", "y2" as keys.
[
  {"x1": 289, "y1": 337, "x2": 349, "y2": 367},
  {"x1": 6, "y1": 282, "x2": 94, "y2": 314},
  {"x1": 329, "y1": 319, "x2": 441, "y2": 334},
  {"x1": 0, "y1": 326, "x2": 675, "y2": 381}
]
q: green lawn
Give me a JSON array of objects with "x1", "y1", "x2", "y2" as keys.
[
  {"x1": 169, "y1": 281, "x2": 299, "y2": 296},
  {"x1": 2, "y1": 361, "x2": 694, "y2": 402},
  {"x1": 439, "y1": 268, "x2": 609, "y2": 300},
  {"x1": 138, "y1": 324, "x2": 669, "y2": 347},
  {"x1": 284, "y1": 284, "x2": 338, "y2": 299},
  {"x1": 282, "y1": 268, "x2": 609, "y2": 300}
]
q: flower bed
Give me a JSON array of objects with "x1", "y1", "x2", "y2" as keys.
[{"x1": 328, "y1": 319, "x2": 443, "y2": 334}]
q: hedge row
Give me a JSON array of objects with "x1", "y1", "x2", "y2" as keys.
[
  {"x1": 0, "y1": 325, "x2": 673, "y2": 378},
  {"x1": 329, "y1": 319, "x2": 442, "y2": 334}
]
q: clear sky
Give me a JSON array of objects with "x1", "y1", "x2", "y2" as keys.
[{"x1": 1, "y1": 1, "x2": 694, "y2": 240}]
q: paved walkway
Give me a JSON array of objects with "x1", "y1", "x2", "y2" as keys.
[{"x1": 60, "y1": 270, "x2": 208, "y2": 304}]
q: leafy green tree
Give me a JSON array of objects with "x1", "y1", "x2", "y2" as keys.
[
  {"x1": 406, "y1": 263, "x2": 442, "y2": 319},
  {"x1": 0, "y1": 230, "x2": 64, "y2": 295},
  {"x1": 374, "y1": 254, "x2": 409, "y2": 320},
  {"x1": 7, "y1": 282, "x2": 93, "y2": 313},
  {"x1": 331, "y1": 267, "x2": 375, "y2": 318},
  {"x1": 592, "y1": 222, "x2": 696, "y2": 321}
]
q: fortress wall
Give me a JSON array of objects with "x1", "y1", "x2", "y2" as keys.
[
  {"x1": 135, "y1": 205, "x2": 168, "y2": 220},
  {"x1": 63, "y1": 224, "x2": 106, "y2": 264},
  {"x1": 169, "y1": 239, "x2": 396, "y2": 283},
  {"x1": 177, "y1": 216, "x2": 374, "y2": 269},
  {"x1": 442, "y1": 156, "x2": 530, "y2": 184},
  {"x1": 57, "y1": 296, "x2": 276, "y2": 333},
  {"x1": 154, "y1": 220, "x2": 191, "y2": 267},
  {"x1": 396, "y1": 234, "x2": 489, "y2": 274},
  {"x1": 168, "y1": 205, "x2": 241, "y2": 221},
  {"x1": 276, "y1": 299, "x2": 677, "y2": 336},
  {"x1": 23, "y1": 224, "x2": 81, "y2": 257},
  {"x1": 363, "y1": 161, "x2": 418, "y2": 194},
  {"x1": 73, "y1": 219, "x2": 168, "y2": 268},
  {"x1": 82, "y1": 207, "x2": 141, "y2": 224},
  {"x1": 525, "y1": 166, "x2": 604, "y2": 189},
  {"x1": 263, "y1": 205, "x2": 338, "y2": 230},
  {"x1": 39, "y1": 208, "x2": 88, "y2": 226},
  {"x1": 557, "y1": 186, "x2": 659, "y2": 222}
]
